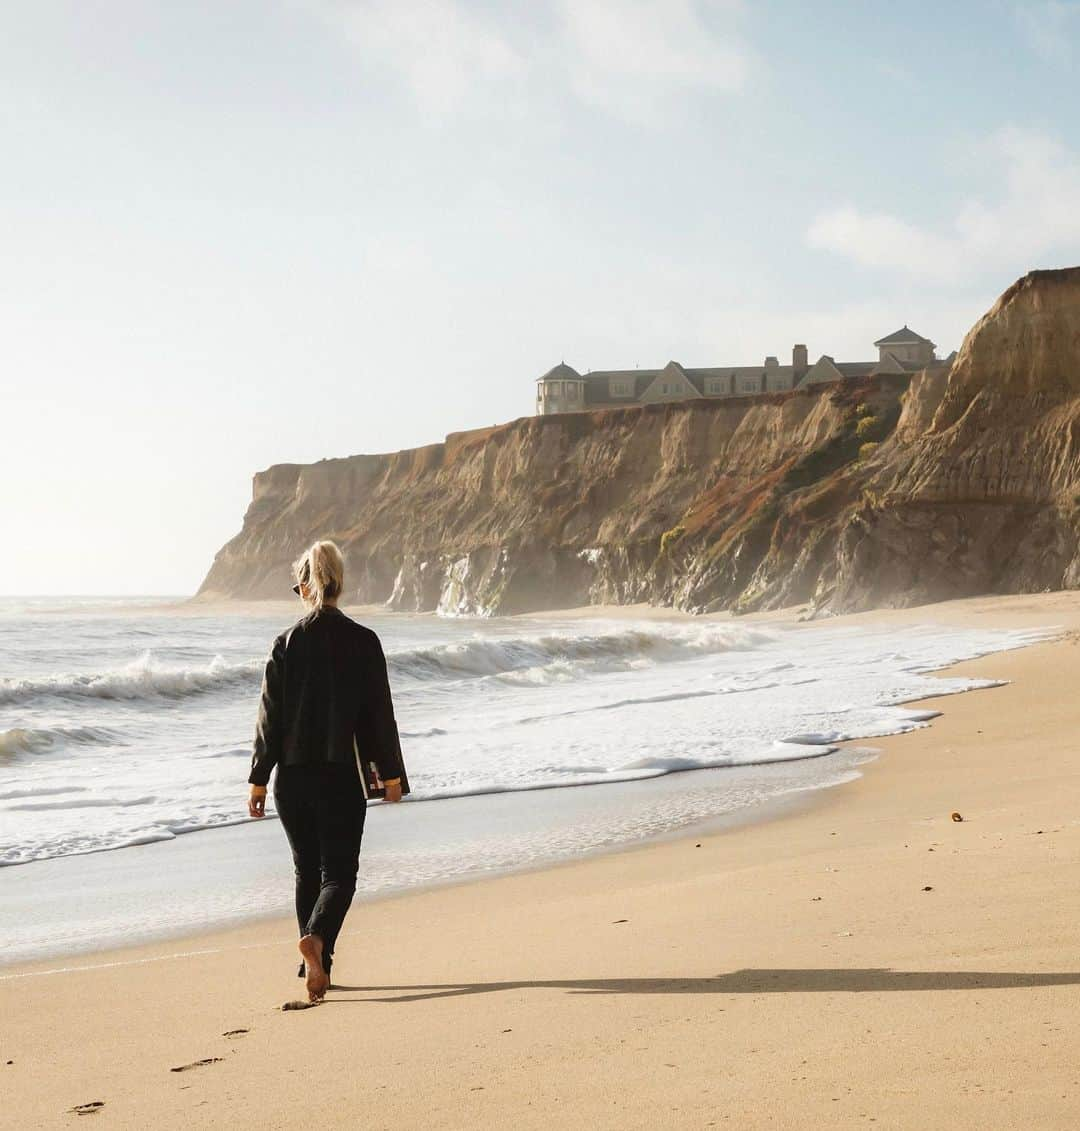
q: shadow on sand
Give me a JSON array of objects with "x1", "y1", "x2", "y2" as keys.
[{"x1": 324, "y1": 969, "x2": 1080, "y2": 1004}]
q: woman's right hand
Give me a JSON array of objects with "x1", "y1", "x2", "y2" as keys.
[{"x1": 248, "y1": 785, "x2": 267, "y2": 818}]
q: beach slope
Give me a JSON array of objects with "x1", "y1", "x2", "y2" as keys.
[{"x1": 3, "y1": 593, "x2": 1080, "y2": 1129}]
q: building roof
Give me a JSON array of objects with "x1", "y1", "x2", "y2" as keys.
[
  {"x1": 833, "y1": 360, "x2": 878, "y2": 377},
  {"x1": 535, "y1": 362, "x2": 582, "y2": 383},
  {"x1": 580, "y1": 369, "x2": 658, "y2": 405},
  {"x1": 547, "y1": 338, "x2": 953, "y2": 405},
  {"x1": 873, "y1": 325, "x2": 934, "y2": 347}
]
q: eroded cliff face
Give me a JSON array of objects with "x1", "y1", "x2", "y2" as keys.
[
  {"x1": 197, "y1": 268, "x2": 1080, "y2": 616},
  {"x1": 820, "y1": 267, "x2": 1080, "y2": 612}
]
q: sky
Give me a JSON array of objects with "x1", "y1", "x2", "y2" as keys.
[{"x1": 2, "y1": 0, "x2": 1079, "y2": 595}]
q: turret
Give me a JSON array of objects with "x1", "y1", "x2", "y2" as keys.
[
  {"x1": 535, "y1": 362, "x2": 585, "y2": 415},
  {"x1": 873, "y1": 326, "x2": 936, "y2": 368}
]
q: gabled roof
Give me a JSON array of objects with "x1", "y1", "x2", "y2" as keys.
[
  {"x1": 874, "y1": 325, "x2": 934, "y2": 347},
  {"x1": 871, "y1": 352, "x2": 908, "y2": 376},
  {"x1": 875, "y1": 351, "x2": 955, "y2": 375},
  {"x1": 639, "y1": 361, "x2": 701, "y2": 403},
  {"x1": 536, "y1": 362, "x2": 582, "y2": 383},
  {"x1": 797, "y1": 355, "x2": 879, "y2": 387}
]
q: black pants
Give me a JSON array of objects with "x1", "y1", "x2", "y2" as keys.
[{"x1": 273, "y1": 763, "x2": 367, "y2": 972}]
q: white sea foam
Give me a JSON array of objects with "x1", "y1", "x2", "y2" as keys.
[
  {"x1": 6, "y1": 795, "x2": 157, "y2": 812},
  {"x1": 0, "y1": 786, "x2": 90, "y2": 801},
  {"x1": 0, "y1": 724, "x2": 120, "y2": 758},
  {"x1": 0, "y1": 652, "x2": 262, "y2": 706},
  {"x1": 385, "y1": 623, "x2": 776, "y2": 683},
  {"x1": 0, "y1": 610, "x2": 1058, "y2": 870}
]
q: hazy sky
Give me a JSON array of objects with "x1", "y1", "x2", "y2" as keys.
[{"x1": 3, "y1": 1, "x2": 1079, "y2": 595}]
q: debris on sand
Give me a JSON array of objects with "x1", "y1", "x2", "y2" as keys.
[{"x1": 170, "y1": 1058, "x2": 223, "y2": 1073}]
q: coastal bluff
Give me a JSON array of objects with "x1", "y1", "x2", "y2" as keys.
[{"x1": 197, "y1": 268, "x2": 1080, "y2": 617}]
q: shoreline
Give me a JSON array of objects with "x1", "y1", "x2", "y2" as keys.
[
  {"x1": 4, "y1": 591, "x2": 1080, "y2": 1128},
  {"x1": 0, "y1": 748, "x2": 866, "y2": 973},
  {"x1": 14, "y1": 587, "x2": 1075, "y2": 630},
  {"x1": 0, "y1": 593, "x2": 1068, "y2": 968},
  {"x1": 2, "y1": 602, "x2": 1050, "y2": 966}
]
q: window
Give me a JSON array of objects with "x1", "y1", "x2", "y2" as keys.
[
  {"x1": 567, "y1": 384, "x2": 578, "y2": 399},
  {"x1": 707, "y1": 379, "x2": 725, "y2": 395},
  {"x1": 609, "y1": 379, "x2": 631, "y2": 397}
]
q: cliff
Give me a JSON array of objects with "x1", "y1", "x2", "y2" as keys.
[
  {"x1": 821, "y1": 267, "x2": 1080, "y2": 611},
  {"x1": 197, "y1": 268, "x2": 1080, "y2": 616}
]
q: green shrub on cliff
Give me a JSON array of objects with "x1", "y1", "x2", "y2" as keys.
[
  {"x1": 858, "y1": 441, "x2": 880, "y2": 461},
  {"x1": 659, "y1": 524, "x2": 686, "y2": 555},
  {"x1": 855, "y1": 414, "x2": 880, "y2": 439}
]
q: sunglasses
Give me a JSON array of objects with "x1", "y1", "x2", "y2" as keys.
[{"x1": 291, "y1": 583, "x2": 302, "y2": 595}]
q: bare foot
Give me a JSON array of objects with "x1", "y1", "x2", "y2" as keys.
[{"x1": 298, "y1": 934, "x2": 329, "y2": 1002}]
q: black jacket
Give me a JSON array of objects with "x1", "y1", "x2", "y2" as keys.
[{"x1": 248, "y1": 606, "x2": 407, "y2": 793}]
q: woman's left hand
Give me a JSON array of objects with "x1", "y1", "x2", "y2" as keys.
[{"x1": 248, "y1": 785, "x2": 267, "y2": 818}]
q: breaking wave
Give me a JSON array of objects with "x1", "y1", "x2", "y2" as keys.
[
  {"x1": 0, "y1": 724, "x2": 122, "y2": 759},
  {"x1": 386, "y1": 624, "x2": 778, "y2": 684},
  {"x1": 0, "y1": 626, "x2": 776, "y2": 711},
  {"x1": 0, "y1": 652, "x2": 262, "y2": 707}
]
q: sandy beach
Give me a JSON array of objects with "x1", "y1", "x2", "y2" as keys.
[{"x1": 4, "y1": 591, "x2": 1080, "y2": 1129}]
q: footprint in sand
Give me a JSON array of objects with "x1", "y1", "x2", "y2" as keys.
[
  {"x1": 170, "y1": 1058, "x2": 223, "y2": 1073},
  {"x1": 69, "y1": 1101, "x2": 105, "y2": 1115}
]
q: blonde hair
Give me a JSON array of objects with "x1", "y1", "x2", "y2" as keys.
[{"x1": 293, "y1": 540, "x2": 345, "y2": 610}]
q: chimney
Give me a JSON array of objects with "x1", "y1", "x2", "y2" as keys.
[{"x1": 793, "y1": 343, "x2": 808, "y2": 379}]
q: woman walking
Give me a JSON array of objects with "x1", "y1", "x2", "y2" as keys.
[{"x1": 246, "y1": 540, "x2": 407, "y2": 1002}]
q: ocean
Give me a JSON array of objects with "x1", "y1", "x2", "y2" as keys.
[{"x1": 0, "y1": 597, "x2": 1054, "y2": 963}]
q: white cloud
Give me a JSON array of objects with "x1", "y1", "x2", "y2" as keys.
[
  {"x1": 806, "y1": 126, "x2": 1080, "y2": 282},
  {"x1": 322, "y1": 0, "x2": 749, "y2": 123},
  {"x1": 806, "y1": 208, "x2": 958, "y2": 279},
  {"x1": 1015, "y1": 2, "x2": 1080, "y2": 61},
  {"x1": 556, "y1": 0, "x2": 749, "y2": 123},
  {"x1": 330, "y1": 0, "x2": 523, "y2": 117}
]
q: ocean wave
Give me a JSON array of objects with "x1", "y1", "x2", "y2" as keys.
[
  {"x1": 387, "y1": 623, "x2": 778, "y2": 684},
  {"x1": 0, "y1": 651, "x2": 262, "y2": 707},
  {"x1": 5, "y1": 795, "x2": 157, "y2": 812},
  {"x1": 406, "y1": 742, "x2": 842, "y2": 802},
  {"x1": 0, "y1": 724, "x2": 122, "y2": 759},
  {"x1": 511, "y1": 688, "x2": 723, "y2": 726},
  {"x1": 0, "y1": 786, "x2": 90, "y2": 801},
  {"x1": 196, "y1": 746, "x2": 250, "y2": 760}
]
